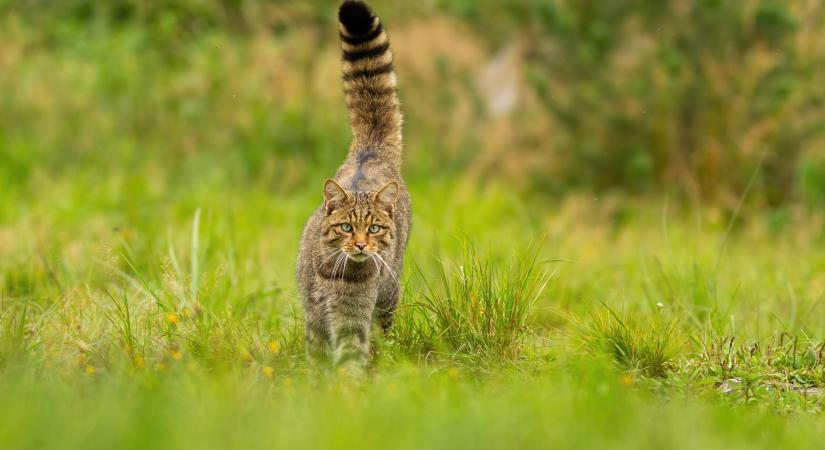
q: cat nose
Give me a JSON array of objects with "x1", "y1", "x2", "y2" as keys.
[{"x1": 355, "y1": 242, "x2": 366, "y2": 250}]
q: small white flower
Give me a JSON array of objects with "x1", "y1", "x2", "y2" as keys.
[{"x1": 656, "y1": 302, "x2": 664, "y2": 309}]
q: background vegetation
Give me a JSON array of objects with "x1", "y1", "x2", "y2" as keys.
[{"x1": 2, "y1": 1, "x2": 825, "y2": 449}]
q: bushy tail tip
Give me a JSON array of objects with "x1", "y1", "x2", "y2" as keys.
[{"x1": 338, "y1": 1, "x2": 376, "y2": 37}]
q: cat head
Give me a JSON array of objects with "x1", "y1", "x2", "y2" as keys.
[{"x1": 320, "y1": 179, "x2": 398, "y2": 262}]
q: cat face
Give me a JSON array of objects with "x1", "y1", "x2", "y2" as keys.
[{"x1": 321, "y1": 179, "x2": 398, "y2": 262}]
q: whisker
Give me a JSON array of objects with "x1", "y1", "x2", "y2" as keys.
[
  {"x1": 370, "y1": 255, "x2": 381, "y2": 275},
  {"x1": 317, "y1": 249, "x2": 341, "y2": 269},
  {"x1": 316, "y1": 248, "x2": 340, "y2": 259},
  {"x1": 340, "y1": 255, "x2": 349, "y2": 283},
  {"x1": 377, "y1": 249, "x2": 395, "y2": 260},
  {"x1": 329, "y1": 254, "x2": 338, "y2": 278},
  {"x1": 331, "y1": 253, "x2": 345, "y2": 281},
  {"x1": 374, "y1": 253, "x2": 398, "y2": 282}
]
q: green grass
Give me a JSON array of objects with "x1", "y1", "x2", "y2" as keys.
[
  {"x1": 389, "y1": 243, "x2": 548, "y2": 362},
  {"x1": 3, "y1": 180, "x2": 825, "y2": 448},
  {"x1": 573, "y1": 303, "x2": 680, "y2": 378},
  {"x1": 3, "y1": 2, "x2": 825, "y2": 448}
]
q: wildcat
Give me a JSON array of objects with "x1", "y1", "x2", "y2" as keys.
[{"x1": 296, "y1": 0, "x2": 410, "y2": 374}]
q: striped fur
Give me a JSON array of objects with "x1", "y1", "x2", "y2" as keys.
[
  {"x1": 296, "y1": 1, "x2": 411, "y2": 377},
  {"x1": 338, "y1": 0, "x2": 403, "y2": 169}
]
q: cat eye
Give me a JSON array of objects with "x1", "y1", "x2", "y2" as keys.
[
  {"x1": 368, "y1": 224, "x2": 381, "y2": 233},
  {"x1": 340, "y1": 223, "x2": 353, "y2": 232}
]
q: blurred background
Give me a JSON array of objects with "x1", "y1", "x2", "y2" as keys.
[
  {"x1": 3, "y1": 0, "x2": 825, "y2": 215},
  {"x1": 4, "y1": 5, "x2": 825, "y2": 445}
]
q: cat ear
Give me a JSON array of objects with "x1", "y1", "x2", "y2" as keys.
[
  {"x1": 323, "y1": 179, "x2": 350, "y2": 214},
  {"x1": 372, "y1": 181, "x2": 399, "y2": 214}
]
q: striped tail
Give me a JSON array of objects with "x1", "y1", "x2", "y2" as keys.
[{"x1": 338, "y1": 1, "x2": 403, "y2": 169}]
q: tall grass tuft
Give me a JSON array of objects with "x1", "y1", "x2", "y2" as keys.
[
  {"x1": 0, "y1": 299, "x2": 37, "y2": 370},
  {"x1": 394, "y1": 244, "x2": 550, "y2": 362},
  {"x1": 573, "y1": 304, "x2": 680, "y2": 378}
]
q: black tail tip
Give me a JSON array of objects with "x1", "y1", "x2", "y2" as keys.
[{"x1": 339, "y1": 1, "x2": 375, "y2": 36}]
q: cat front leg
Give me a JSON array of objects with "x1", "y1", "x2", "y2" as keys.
[
  {"x1": 304, "y1": 293, "x2": 334, "y2": 371},
  {"x1": 329, "y1": 290, "x2": 377, "y2": 377}
]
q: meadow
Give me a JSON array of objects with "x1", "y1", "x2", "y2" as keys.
[{"x1": 2, "y1": 1, "x2": 825, "y2": 449}]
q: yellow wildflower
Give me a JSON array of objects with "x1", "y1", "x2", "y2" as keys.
[
  {"x1": 170, "y1": 350, "x2": 182, "y2": 361},
  {"x1": 166, "y1": 312, "x2": 179, "y2": 325},
  {"x1": 268, "y1": 340, "x2": 281, "y2": 354},
  {"x1": 240, "y1": 350, "x2": 253, "y2": 362},
  {"x1": 620, "y1": 374, "x2": 635, "y2": 386},
  {"x1": 85, "y1": 365, "x2": 96, "y2": 375},
  {"x1": 134, "y1": 355, "x2": 145, "y2": 369},
  {"x1": 262, "y1": 366, "x2": 274, "y2": 378}
]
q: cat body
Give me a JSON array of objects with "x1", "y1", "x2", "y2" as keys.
[{"x1": 296, "y1": 0, "x2": 410, "y2": 373}]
